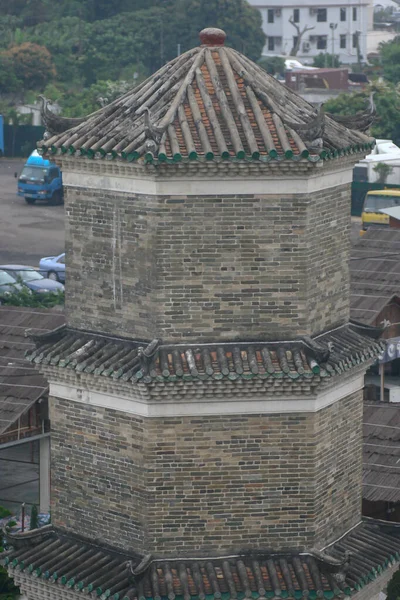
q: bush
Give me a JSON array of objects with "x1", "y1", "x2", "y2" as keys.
[
  {"x1": 1, "y1": 286, "x2": 64, "y2": 308},
  {"x1": 0, "y1": 566, "x2": 19, "y2": 599},
  {"x1": 30, "y1": 504, "x2": 38, "y2": 530},
  {"x1": 387, "y1": 567, "x2": 400, "y2": 600},
  {"x1": 5, "y1": 521, "x2": 16, "y2": 529},
  {"x1": 0, "y1": 507, "x2": 11, "y2": 519}
]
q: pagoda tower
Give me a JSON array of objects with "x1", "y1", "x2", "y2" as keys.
[{"x1": 5, "y1": 28, "x2": 397, "y2": 600}]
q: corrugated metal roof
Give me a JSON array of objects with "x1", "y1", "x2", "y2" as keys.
[
  {"x1": 0, "y1": 307, "x2": 65, "y2": 435},
  {"x1": 363, "y1": 401, "x2": 400, "y2": 502},
  {"x1": 380, "y1": 206, "x2": 400, "y2": 219},
  {"x1": 351, "y1": 228, "x2": 400, "y2": 324}
]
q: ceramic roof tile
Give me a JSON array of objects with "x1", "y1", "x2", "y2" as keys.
[
  {"x1": 25, "y1": 323, "x2": 384, "y2": 385},
  {"x1": 4, "y1": 520, "x2": 400, "y2": 599},
  {"x1": 38, "y1": 29, "x2": 374, "y2": 165}
]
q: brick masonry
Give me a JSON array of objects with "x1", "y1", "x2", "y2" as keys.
[
  {"x1": 49, "y1": 388, "x2": 362, "y2": 556},
  {"x1": 64, "y1": 182, "x2": 350, "y2": 343}
]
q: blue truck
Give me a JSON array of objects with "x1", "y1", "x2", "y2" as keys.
[{"x1": 17, "y1": 150, "x2": 63, "y2": 205}]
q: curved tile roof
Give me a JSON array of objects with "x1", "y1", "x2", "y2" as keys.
[
  {"x1": 5, "y1": 520, "x2": 400, "y2": 599},
  {"x1": 25, "y1": 323, "x2": 384, "y2": 385},
  {"x1": 39, "y1": 28, "x2": 374, "y2": 165}
]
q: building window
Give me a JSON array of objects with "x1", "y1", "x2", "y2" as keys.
[
  {"x1": 293, "y1": 8, "x2": 300, "y2": 23},
  {"x1": 353, "y1": 7, "x2": 357, "y2": 20},
  {"x1": 293, "y1": 35, "x2": 299, "y2": 49},
  {"x1": 340, "y1": 7, "x2": 346, "y2": 21},
  {"x1": 268, "y1": 37, "x2": 275, "y2": 51},
  {"x1": 340, "y1": 34, "x2": 347, "y2": 48},
  {"x1": 317, "y1": 8, "x2": 327, "y2": 22},
  {"x1": 317, "y1": 36, "x2": 327, "y2": 50},
  {"x1": 353, "y1": 33, "x2": 359, "y2": 48},
  {"x1": 268, "y1": 9, "x2": 274, "y2": 23}
]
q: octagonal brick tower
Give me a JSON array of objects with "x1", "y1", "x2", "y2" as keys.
[
  {"x1": 41, "y1": 28, "x2": 374, "y2": 343},
  {"x1": 27, "y1": 27, "x2": 382, "y2": 560}
]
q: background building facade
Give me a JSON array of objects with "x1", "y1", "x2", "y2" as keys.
[{"x1": 249, "y1": 0, "x2": 374, "y2": 64}]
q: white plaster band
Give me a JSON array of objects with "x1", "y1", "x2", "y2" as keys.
[
  {"x1": 62, "y1": 167, "x2": 353, "y2": 197},
  {"x1": 49, "y1": 374, "x2": 364, "y2": 418}
]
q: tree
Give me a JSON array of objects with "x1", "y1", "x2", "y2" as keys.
[
  {"x1": 258, "y1": 56, "x2": 285, "y2": 77},
  {"x1": 386, "y1": 567, "x2": 400, "y2": 600},
  {"x1": 288, "y1": 16, "x2": 314, "y2": 56},
  {"x1": 0, "y1": 565, "x2": 19, "y2": 598},
  {"x1": 373, "y1": 162, "x2": 393, "y2": 183},
  {"x1": 313, "y1": 53, "x2": 341, "y2": 68},
  {"x1": 325, "y1": 82, "x2": 400, "y2": 147},
  {"x1": 30, "y1": 504, "x2": 39, "y2": 530},
  {"x1": 0, "y1": 55, "x2": 22, "y2": 94},
  {"x1": 380, "y1": 36, "x2": 400, "y2": 84},
  {"x1": 171, "y1": 0, "x2": 265, "y2": 62},
  {"x1": 1, "y1": 43, "x2": 56, "y2": 90}
]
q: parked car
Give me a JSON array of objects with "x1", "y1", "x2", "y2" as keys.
[
  {"x1": 0, "y1": 269, "x2": 24, "y2": 302},
  {"x1": 0, "y1": 265, "x2": 64, "y2": 294},
  {"x1": 39, "y1": 253, "x2": 65, "y2": 282}
]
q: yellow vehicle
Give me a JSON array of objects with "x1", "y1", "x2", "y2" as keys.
[{"x1": 361, "y1": 189, "x2": 400, "y2": 233}]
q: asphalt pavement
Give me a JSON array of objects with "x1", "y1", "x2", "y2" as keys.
[{"x1": 0, "y1": 158, "x2": 65, "y2": 266}]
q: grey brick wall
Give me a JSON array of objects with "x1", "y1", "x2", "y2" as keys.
[
  {"x1": 64, "y1": 183, "x2": 350, "y2": 342},
  {"x1": 49, "y1": 389, "x2": 363, "y2": 556}
]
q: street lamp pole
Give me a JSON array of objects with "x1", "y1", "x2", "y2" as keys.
[{"x1": 329, "y1": 23, "x2": 337, "y2": 67}]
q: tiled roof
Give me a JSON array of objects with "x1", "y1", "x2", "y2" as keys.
[
  {"x1": 0, "y1": 307, "x2": 65, "y2": 436},
  {"x1": 38, "y1": 29, "x2": 374, "y2": 165},
  {"x1": 363, "y1": 401, "x2": 400, "y2": 503},
  {"x1": 350, "y1": 228, "x2": 400, "y2": 324},
  {"x1": 4, "y1": 520, "x2": 400, "y2": 599},
  {"x1": 25, "y1": 323, "x2": 384, "y2": 385}
]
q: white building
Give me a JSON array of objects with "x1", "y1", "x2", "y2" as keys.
[{"x1": 249, "y1": 0, "x2": 374, "y2": 64}]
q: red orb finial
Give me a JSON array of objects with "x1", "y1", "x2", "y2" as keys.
[{"x1": 199, "y1": 28, "x2": 226, "y2": 47}]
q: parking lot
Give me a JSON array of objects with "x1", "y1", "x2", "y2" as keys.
[{"x1": 0, "y1": 159, "x2": 65, "y2": 265}]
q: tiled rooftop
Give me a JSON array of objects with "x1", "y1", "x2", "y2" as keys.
[
  {"x1": 4, "y1": 519, "x2": 400, "y2": 599},
  {"x1": 39, "y1": 28, "x2": 374, "y2": 165},
  {"x1": 25, "y1": 323, "x2": 384, "y2": 385},
  {"x1": 0, "y1": 307, "x2": 65, "y2": 437}
]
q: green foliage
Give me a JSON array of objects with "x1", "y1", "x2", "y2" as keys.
[
  {"x1": 380, "y1": 36, "x2": 400, "y2": 84},
  {"x1": 30, "y1": 504, "x2": 38, "y2": 530},
  {"x1": 0, "y1": 506, "x2": 11, "y2": 519},
  {"x1": 5, "y1": 521, "x2": 16, "y2": 528},
  {"x1": 0, "y1": 566, "x2": 19, "y2": 599},
  {"x1": 0, "y1": 0, "x2": 265, "y2": 116},
  {"x1": 374, "y1": 7, "x2": 395, "y2": 23},
  {"x1": 1, "y1": 42, "x2": 56, "y2": 90},
  {"x1": 0, "y1": 55, "x2": 22, "y2": 94},
  {"x1": 373, "y1": 161, "x2": 394, "y2": 183},
  {"x1": 386, "y1": 567, "x2": 400, "y2": 600},
  {"x1": 313, "y1": 53, "x2": 341, "y2": 68},
  {"x1": 1, "y1": 286, "x2": 64, "y2": 308},
  {"x1": 60, "y1": 79, "x2": 135, "y2": 117},
  {"x1": 258, "y1": 56, "x2": 285, "y2": 77},
  {"x1": 325, "y1": 82, "x2": 400, "y2": 146}
]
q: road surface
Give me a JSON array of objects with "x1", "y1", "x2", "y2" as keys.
[{"x1": 0, "y1": 159, "x2": 65, "y2": 266}]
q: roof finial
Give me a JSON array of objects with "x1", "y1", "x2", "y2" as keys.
[{"x1": 199, "y1": 27, "x2": 226, "y2": 47}]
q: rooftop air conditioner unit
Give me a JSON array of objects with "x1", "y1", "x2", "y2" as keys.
[
  {"x1": 303, "y1": 41, "x2": 311, "y2": 52},
  {"x1": 275, "y1": 9, "x2": 281, "y2": 17},
  {"x1": 310, "y1": 8, "x2": 317, "y2": 15}
]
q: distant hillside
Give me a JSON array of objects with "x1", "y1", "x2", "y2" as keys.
[{"x1": 0, "y1": 0, "x2": 265, "y2": 118}]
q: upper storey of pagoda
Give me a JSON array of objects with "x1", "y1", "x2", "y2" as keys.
[{"x1": 39, "y1": 28, "x2": 374, "y2": 166}]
